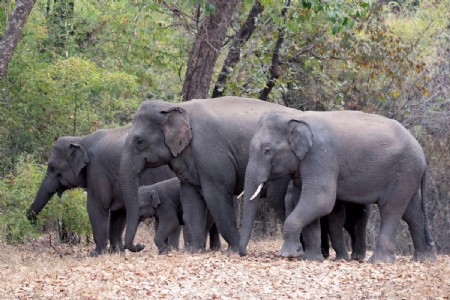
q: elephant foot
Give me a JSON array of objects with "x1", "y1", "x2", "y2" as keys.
[
  {"x1": 368, "y1": 251, "x2": 396, "y2": 263},
  {"x1": 334, "y1": 252, "x2": 350, "y2": 261},
  {"x1": 321, "y1": 248, "x2": 330, "y2": 259},
  {"x1": 109, "y1": 244, "x2": 125, "y2": 254},
  {"x1": 221, "y1": 248, "x2": 239, "y2": 257},
  {"x1": 158, "y1": 248, "x2": 170, "y2": 255},
  {"x1": 89, "y1": 249, "x2": 102, "y2": 257},
  {"x1": 302, "y1": 250, "x2": 325, "y2": 261},
  {"x1": 168, "y1": 245, "x2": 179, "y2": 252},
  {"x1": 185, "y1": 244, "x2": 206, "y2": 254},
  {"x1": 209, "y1": 245, "x2": 221, "y2": 252},
  {"x1": 226, "y1": 244, "x2": 238, "y2": 253},
  {"x1": 125, "y1": 243, "x2": 145, "y2": 253},
  {"x1": 239, "y1": 245, "x2": 248, "y2": 257},
  {"x1": 413, "y1": 250, "x2": 437, "y2": 262},
  {"x1": 279, "y1": 241, "x2": 303, "y2": 258},
  {"x1": 351, "y1": 252, "x2": 366, "y2": 262},
  {"x1": 90, "y1": 245, "x2": 109, "y2": 257}
]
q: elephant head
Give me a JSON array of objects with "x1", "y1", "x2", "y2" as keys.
[
  {"x1": 138, "y1": 186, "x2": 161, "y2": 222},
  {"x1": 239, "y1": 112, "x2": 313, "y2": 256},
  {"x1": 27, "y1": 137, "x2": 89, "y2": 222},
  {"x1": 120, "y1": 100, "x2": 192, "y2": 252}
]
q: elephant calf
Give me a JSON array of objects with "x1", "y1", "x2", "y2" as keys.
[{"x1": 138, "y1": 178, "x2": 221, "y2": 254}]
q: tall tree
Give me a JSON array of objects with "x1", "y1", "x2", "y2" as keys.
[
  {"x1": 0, "y1": 0, "x2": 36, "y2": 77},
  {"x1": 212, "y1": 0, "x2": 264, "y2": 98},
  {"x1": 181, "y1": 0, "x2": 239, "y2": 101}
]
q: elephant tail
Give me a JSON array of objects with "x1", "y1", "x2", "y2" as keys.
[{"x1": 421, "y1": 169, "x2": 435, "y2": 247}]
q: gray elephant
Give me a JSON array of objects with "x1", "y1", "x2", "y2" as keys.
[
  {"x1": 138, "y1": 177, "x2": 221, "y2": 254},
  {"x1": 285, "y1": 181, "x2": 371, "y2": 261},
  {"x1": 119, "y1": 97, "x2": 316, "y2": 256},
  {"x1": 239, "y1": 111, "x2": 437, "y2": 263},
  {"x1": 27, "y1": 126, "x2": 175, "y2": 256}
]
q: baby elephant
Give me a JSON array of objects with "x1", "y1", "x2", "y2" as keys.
[{"x1": 138, "y1": 178, "x2": 220, "y2": 254}]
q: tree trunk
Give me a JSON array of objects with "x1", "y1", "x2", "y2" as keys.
[
  {"x1": 181, "y1": 0, "x2": 239, "y2": 101},
  {"x1": 212, "y1": 0, "x2": 264, "y2": 98},
  {"x1": 0, "y1": 0, "x2": 36, "y2": 77}
]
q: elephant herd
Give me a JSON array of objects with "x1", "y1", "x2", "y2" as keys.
[{"x1": 27, "y1": 96, "x2": 437, "y2": 263}]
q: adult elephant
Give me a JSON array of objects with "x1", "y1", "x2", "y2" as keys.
[
  {"x1": 239, "y1": 111, "x2": 437, "y2": 263},
  {"x1": 119, "y1": 97, "x2": 313, "y2": 255},
  {"x1": 27, "y1": 126, "x2": 175, "y2": 256},
  {"x1": 285, "y1": 181, "x2": 371, "y2": 261}
]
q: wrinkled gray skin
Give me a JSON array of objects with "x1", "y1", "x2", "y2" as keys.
[
  {"x1": 285, "y1": 182, "x2": 371, "y2": 261},
  {"x1": 240, "y1": 111, "x2": 437, "y2": 263},
  {"x1": 138, "y1": 178, "x2": 221, "y2": 254},
  {"x1": 120, "y1": 97, "x2": 307, "y2": 254},
  {"x1": 27, "y1": 126, "x2": 175, "y2": 256}
]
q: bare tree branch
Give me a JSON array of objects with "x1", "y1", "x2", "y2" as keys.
[
  {"x1": 212, "y1": 0, "x2": 264, "y2": 98},
  {"x1": 259, "y1": 0, "x2": 290, "y2": 101}
]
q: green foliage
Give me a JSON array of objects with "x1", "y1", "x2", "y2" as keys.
[
  {"x1": 0, "y1": 156, "x2": 91, "y2": 243},
  {"x1": 1, "y1": 0, "x2": 449, "y2": 251}
]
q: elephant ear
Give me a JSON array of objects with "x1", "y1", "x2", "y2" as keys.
[
  {"x1": 161, "y1": 107, "x2": 192, "y2": 157},
  {"x1": 150, "y1": 191, "x2": 161, "y2": 209},
  {"x1": 69, "y1": 143, "x2": 89, "y2": 178},
  {"x1": 288, "y1": 120, "x2": 314, "y2": 160}
]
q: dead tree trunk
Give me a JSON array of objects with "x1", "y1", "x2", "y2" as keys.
[
  {"x1": 0, "y1": 0, "x2": 36, "y2": 77},
  {"x1": 181, "y1": 0, "x2": 239, "y2": 101}
]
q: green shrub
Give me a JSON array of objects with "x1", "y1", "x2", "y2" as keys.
[{"x1": 0, "y1": 155, "x2": 91, "y2": 243}]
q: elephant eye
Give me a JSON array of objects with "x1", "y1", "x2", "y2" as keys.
[
  {"x1": 134, "y1": 137, "x2": 147, "y2": 150},
  {"x1": 263, "y1": 147, "x2": 272, "y2": 156}
]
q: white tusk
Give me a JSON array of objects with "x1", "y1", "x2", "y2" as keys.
[
  {"x1": 237, "y1": 191, "x2": 244, "y2": 199},
  {"x1": 250, "y1": 183, "x2": 264, "y2": 201}
]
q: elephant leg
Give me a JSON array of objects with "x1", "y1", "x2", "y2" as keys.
[
  {"x1": 208, "y1": 223, "x2": 221, "y2": 251},
  {"x1": 167, "y1": 226, "x2": 182, "y2": 251},
  {"x1": 328, "y1": 201, "x2": 350, "y2": 260},
  {"x1": 201, "y1": 184, "x2": 239, "y2": 252},
  {"x1": 180, "y1": 184, "x2": 207, "y2": 252},
  {"x1": 320, "y1": 217, "x2": 330, "y2": 259},
  {"x1": 109, "y1": 209, "x2": 126, "y2": 253},
  {"x1": 300, "y1": 219, "x2": 324, "y2": 261},
  {"x1": 369, "y1": 181, "x2": 419, "y2": 263},
  {"x1": 87, "y1": 195, "x2": 110, "y2": 257},
  {"x1": 154, "y1": 219, "x2": 180, "y2": 255},
  {"x1": 402, "y1": 192, "x2": 436, "y2": 262},
  {"x1": 266, "y1": 176, "x2": 291, "y2": 223},
  {"x1": 281, "y1": 180, "x2": 336, "y2": 258},
  {"x1": 369, "y1": 209, "x2": 401, "y2": 263},
  {"x1": 344, "y1": 203, "x2": 370, "y2": 261}
]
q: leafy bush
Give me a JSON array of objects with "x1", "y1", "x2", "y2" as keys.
[{"x1": 0, "y1": 156, "x2": 91, "y2": 243}]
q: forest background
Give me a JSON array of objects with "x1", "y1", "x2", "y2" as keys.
[{"x1": 0, "y1": 0, "x2": 449, "y2": 255}]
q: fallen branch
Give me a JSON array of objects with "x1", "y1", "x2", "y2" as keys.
[{"x1": 49, "y1": 233, "x2": 64, "y2": 258}]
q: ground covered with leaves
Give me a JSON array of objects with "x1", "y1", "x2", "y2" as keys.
[{"x1": 1, "y1": 227, "x2": 449, "y2": 299}]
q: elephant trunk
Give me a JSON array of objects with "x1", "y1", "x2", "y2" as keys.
[
  {"x1": 239, "y1": 162, "x2": 266, "y2": 256},
  {"x1": 120, "y1": 151, "x2": 145, "y2": 252},
  {"x1": 27, "y1": 175, "x2": 60, "y2": 222}
]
